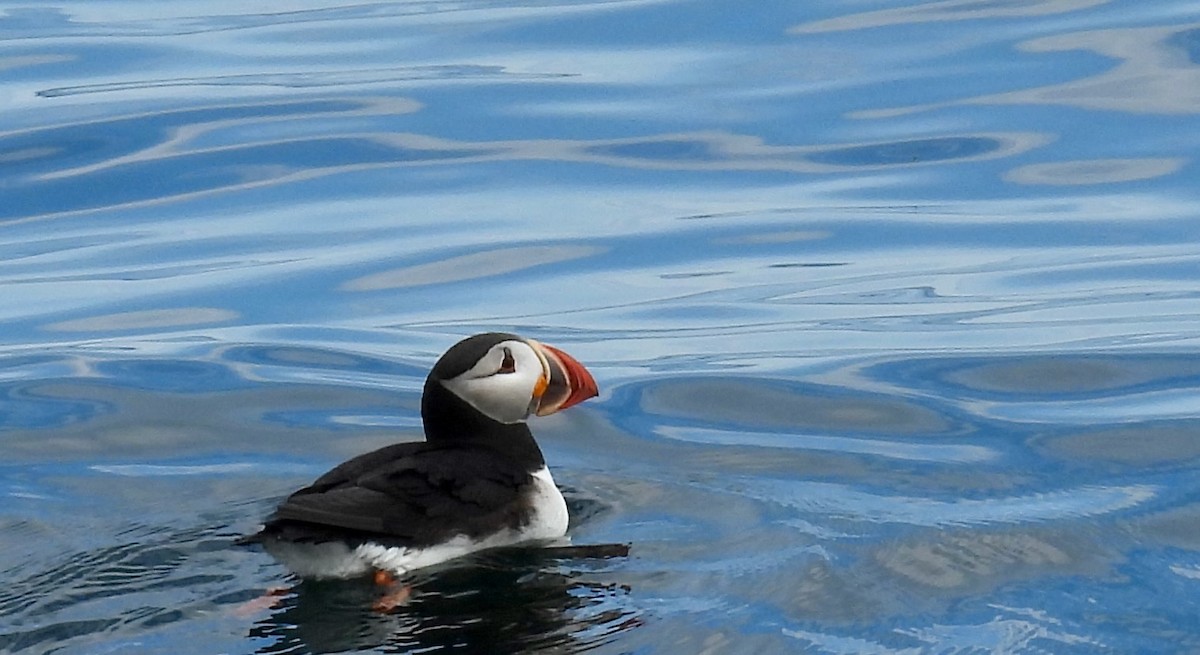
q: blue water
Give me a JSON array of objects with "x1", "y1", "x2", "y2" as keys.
[{"x1": 3, "y1": 1, "x2": 1200, "y2": 653}]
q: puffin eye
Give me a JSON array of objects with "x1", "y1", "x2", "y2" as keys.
[{"x1": 497, "y1": 347, "x2": 516, "y2": 374}]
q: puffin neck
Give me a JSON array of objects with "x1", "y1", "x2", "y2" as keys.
[{"x1": 420, "y1": 377, "x2": 546, "y2": 468}]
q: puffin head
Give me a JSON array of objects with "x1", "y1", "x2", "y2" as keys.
[{"x1": 431, "y1": 332, "x2": 599, "y2": 425}]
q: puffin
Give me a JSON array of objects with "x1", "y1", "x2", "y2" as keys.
[{"x1": 243, "y1": 332, "x2": 599, "y2": 581}]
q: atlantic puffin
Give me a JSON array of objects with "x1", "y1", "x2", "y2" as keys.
[{"x1": 244, "y1": 332, "x2": 599, "y2": 581}]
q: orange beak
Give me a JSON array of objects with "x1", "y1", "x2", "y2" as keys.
[{"x1": 530, "y1": 341, "x2": 599, "y2": 416}]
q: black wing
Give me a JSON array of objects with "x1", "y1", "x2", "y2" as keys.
[{"x1": 259, "y1": 442, "x2": 534, "y2": 547}]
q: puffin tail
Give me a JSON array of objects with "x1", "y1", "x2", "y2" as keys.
[{"x1": 234, "y1": 529, "x2": 266, "y2": 547}]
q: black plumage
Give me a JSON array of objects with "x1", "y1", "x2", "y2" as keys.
[{"x1": 256, "y1": 441, "x2": 543, "y2": 547}]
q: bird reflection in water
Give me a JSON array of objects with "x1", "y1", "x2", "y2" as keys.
[{"x1": 248, "y1": 544, "x2": 636, "y2": 654}]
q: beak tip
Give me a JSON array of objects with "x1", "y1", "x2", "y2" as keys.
[{"x1": 537, "y1": 342, "x2": 599, "y2": 414}]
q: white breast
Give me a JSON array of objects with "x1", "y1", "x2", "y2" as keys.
[
  {"x1": 262, "y1": 466, "x2": 570, "y2": 579},
  {"x1": 523, "y1": 466, "x2": 570, "y2": 540}
]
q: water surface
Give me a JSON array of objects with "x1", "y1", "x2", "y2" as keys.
[{"x1": 3, "y1": 1, "x2": 1200, "y2": 653}]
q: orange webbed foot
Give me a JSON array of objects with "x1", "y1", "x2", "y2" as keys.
[
  {"x1": 371, "y1": 569, "x2": 412, "y2": 612},
  {"x1": 233, "y1": 585, "x2": 290, "y2": 617}
]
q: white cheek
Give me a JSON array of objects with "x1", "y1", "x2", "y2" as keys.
[
  {"x1": 441, "y1": 341, "x2": 543, "y2": 424},
  {"x1": 443, "y1": 370, "x2": 538, "y2": 423}
]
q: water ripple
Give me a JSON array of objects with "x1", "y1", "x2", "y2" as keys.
[
  {"x1": 38, "y1": 65, "x2": 571, "y2": 98},
  {"x1": 3, "y1": 0, "x2": 1200, "y2": 652},
  {"x1": 739, "y1": 479, "x2": 1157, "y2": 528},
  {"x1": 656, "y1": 425, "x2": 996, "y2": 463}
]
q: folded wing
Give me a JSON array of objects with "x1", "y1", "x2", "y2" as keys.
[{"x1": 265, "y1": 443, "x2": 533, "y2": 546}]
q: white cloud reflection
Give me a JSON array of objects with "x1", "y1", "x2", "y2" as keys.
[
  {"x1": 46, "y1": 308, "x2": 238, "y2": 332},
  {"x1": 1005, "y1": 157, "x2": 1186, "y2": 184}
]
